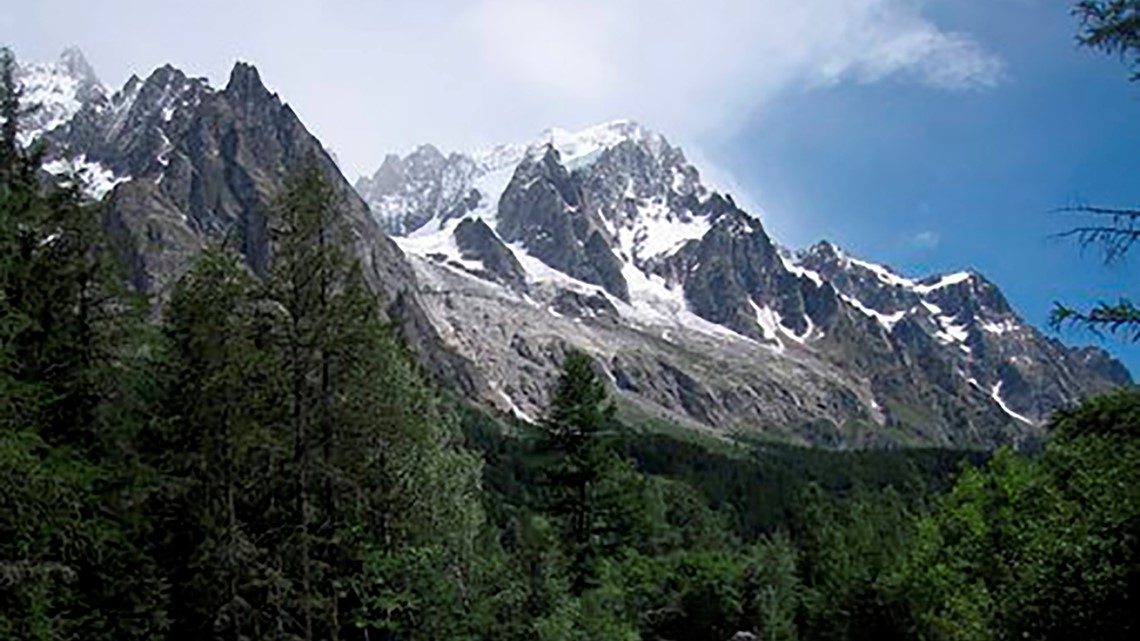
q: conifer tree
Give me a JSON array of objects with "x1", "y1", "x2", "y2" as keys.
[
  {"x1": 262, "y1": 160, "x2": 483, "y2": 640},
  {"x1": 535, "y1": 349, "x2": 627, "y2": 594},
  {"x1": 151, "y1": 245, "x2": 289, "y2": 641}
]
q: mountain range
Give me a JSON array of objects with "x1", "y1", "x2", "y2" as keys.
[{"x1": 16, "y1": 48, "x2": 1131, "y2": 448}]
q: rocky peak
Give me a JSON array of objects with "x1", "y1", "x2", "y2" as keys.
[
  {"x1": 410, "y1": 143, "x2": 446, "y2": 167},
  {"x1": 133, "y1": 64, "x2": 210, "y2": 121},
  {"x1": 497, "y1": 142, "x2": 630, "y2": 301},
  {"x1": 57, "y1": 47, "x2": 104, "y2": 102},
  {"x1": 225, "y1": 62, "x2": 269, "y2": 99},
  {"x1": 222, "y1": 61, "x2": 285, "y2": 126},
  {"x1": 14, "y1": 47, "x2": 108, "y2": 145},
  {"x1": 356, "y1": 143, "x2": 479, "y2": 236}
]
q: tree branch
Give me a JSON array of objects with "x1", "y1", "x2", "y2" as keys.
[
  {"x1": 1053, "y1": 205, "x2": 1140, "y2": 263},
  {"x1": 1050, "y1": 299, "x2": 1140, "y2": 342}
]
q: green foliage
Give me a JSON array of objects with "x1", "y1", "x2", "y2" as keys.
[
  {"x1": 144, "y1": 163, "x2": 486, "y2": 641},
  {"x1": 534, "y1": 350, "x2": 630, "y2": 592},
  {"x1": 1, "y1": 46, "x2": 167, "y2": 641},
  {"x1": 742, "y1": 534, "x2": 801, "y2": 641},
  {"x1": 1050, "y1": 386, "x2": 1140, "y2": 438},
  {"x1": 899, "y1": 391, "x2": 1140, "y2": 640}
]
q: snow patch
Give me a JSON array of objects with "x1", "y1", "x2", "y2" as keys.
[
  {"x1": 779, "y1": 251, "x2": 824, "y2": 287},
  {"x1": 496, "y1": 388, "x2": 533, "y2": 423},
  {"x1": 980, "y1": 318, "x2": 1019, "y2": 335},
  {"x1": 14, "y1": 63, "x2": 90, "y2": 145},
  {"x1": 749, "y1": 299, "x2": 784, "y2": 347},
  {"x1": 919, "y1": 300, "x2": 943, "y2": 316},
  {"x1": 745, "y1": 300, "x2": 815, "y2": 349},
  {"x1": 42, "y1": 155, "x2": 129, "y2": 199},
  {"x1": 848, "y1": 257, "x2": 917, "y2": 289},
  {"x1": 394, "y1": 217, "x2": 485, "y2": 274},
  {"x1": 991, "y1": 381, "x2": 1033, "y2": 424},
  {"x1": 841, "y1": 294, "x2": 906, "y2": 331},
  {"x1": 932, "y1": 313, "x2": 970, "y2": 350},
  {"x1": 615, "y1": 197, "x2": 710, "y2": 262},
  {"x1": 541, "y1": 119, "x2": 661, "y2": 170},
  {"x1": 617, "y1": 258, "x2": 746, "y2": 342},
  {"x1": 913, "y1": 272, "x2": 972, "y2": 294}
]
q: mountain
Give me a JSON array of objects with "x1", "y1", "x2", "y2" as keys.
[
  {"x1": 16, "y1": 49, "x2": 1129, "y2": 449},
  {"x1": 360, "y1": 120, "x2": 1130, "y2": 448},
  {"x1": 15, "y1": 48, "x2": 484, "y2": 396}
]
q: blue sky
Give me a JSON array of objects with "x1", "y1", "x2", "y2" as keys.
[
  {"x1": 709, "y1": 1, "x2": 1140, "y2": 373},
  {"x1": 6, "y1": 0, "x2": 1139, "y2": 372}
]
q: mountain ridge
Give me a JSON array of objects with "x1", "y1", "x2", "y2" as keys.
[
  {"x1": 16, "y1": 47, "x2": 492, "y2": 403},
  {"x1": 14, "y1": 48, "x2": 1130, "y2": 448},
  {"x1": 357, "y1": 117, "x2": 1130, "y2": 447}
]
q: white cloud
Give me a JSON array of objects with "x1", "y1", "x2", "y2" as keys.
[
  {"x1": 446, "y1": 0, "x2": 1003, "y2": 155},
  {"x1": 911, "y1": 230, "x2": 941, "y2": 249},
  {"x1": 7, "y1": 0, "x2": 1003, "y2": 182}
]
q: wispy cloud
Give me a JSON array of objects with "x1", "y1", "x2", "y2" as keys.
[
  {"x1": 7, "y1": 0, "x2": 1004, "y2": 179},
  {"x1": 455, "y1": 0, "x2": 1004, "y2": 148},
  {"x1": 911, "y1": 230, "x2": 942, "y2": 249}
]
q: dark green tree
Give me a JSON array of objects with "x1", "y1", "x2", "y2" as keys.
[
  {"x1": 534, "y1": 349, "x2": 621, "y2": 594},
  {"x1": 149, "y1": 245, "x2": 289, "y2": 641},
  {"x1": 262, "y1": 161, "x2": 484, "y2": 641},
  {"x1": 1075, "y1": 1, "x2": 1140, "y2": 77}
]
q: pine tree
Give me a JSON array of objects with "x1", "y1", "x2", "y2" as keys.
[
  {"x1": 262, "y1": 160, "x2": 484, "y2": 640},
  {"x1": 150, "y1": 245, "x2": 289, "y2": 641},
  {"x1": 535, "y1": 349, "x2": 623, "y2": 594}
]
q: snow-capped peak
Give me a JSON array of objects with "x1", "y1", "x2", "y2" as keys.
[
  {"x1": 15, "y1": 47, "x2": 107, "y2": 145},
  {"x1": 463, "y1": 119, "x2": 663, "y2": 176},
  {"x1": 538, "y1": 119, "x2": 663, "y2": 169}
]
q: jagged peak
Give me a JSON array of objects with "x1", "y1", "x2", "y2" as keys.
[
  {"x1": 225, "y1": 61, "x2": 273, "y2": 101},
  {"x1": 13, "y1": 47, "x2": 110, "y2": 145},
  {"x1": 802, "y1": 241, "x2": 975, "y2": 292},
  {"x1": 541, "y1": 119, "x2": 657, "y2": 149},
  {"x1": 412, "y1": 142, "x2": 444, "y2": 158},
  {"x1": 365, "y1": 152, "x2": 404, "y2": 179},
  {"x1": 534, "y1": 118, "x2": 670, "y2": 168},
  {"x1": 804, "y1": 240, "x2": 841, "y2": 258},
  {"x1": 57, "y1": 46, "x2": 100, "y2": 86},
  {"x1": 139, "y1": 63, "x2": 193, "y2": 93}
]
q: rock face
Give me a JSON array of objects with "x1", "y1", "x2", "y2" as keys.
[
  {"x1": 18, "y1": 49, "x2": 486, "y2": 398},
  {"x1": 359, "y1": 120, "x2": 1131, "y2": 449},
  {"x1": 452, "y1": 217, "x2": 527, "y2": 290},
  {"x1": 355, "y1": 144, "x2": 479, "y2": 236},
  {"x1": 497, "y1": 145, "x2": 629, "y2": 301}
]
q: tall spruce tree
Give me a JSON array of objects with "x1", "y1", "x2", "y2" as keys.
[
  {"x1": 259, "y1": 161, "x2": 483, "y2": 640},
  {"x1": 151, "y1": 245, "x2": 290, "y2": 641},
  {"x1": 534, "y1": 349, "x2": 647, "y2": 594}
]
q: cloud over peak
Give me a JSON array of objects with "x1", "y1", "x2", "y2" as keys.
[
  {"x1": 459, "y1": 0, "x2": 1003, "y2": 138},
  {"x1": 7, "y1": 0, "x2": 1004, "y2": 178}
]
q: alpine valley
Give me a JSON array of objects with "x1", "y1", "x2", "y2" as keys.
[{"x1": 19, "y1": 49, "x2": 1131, "y2": 449}]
